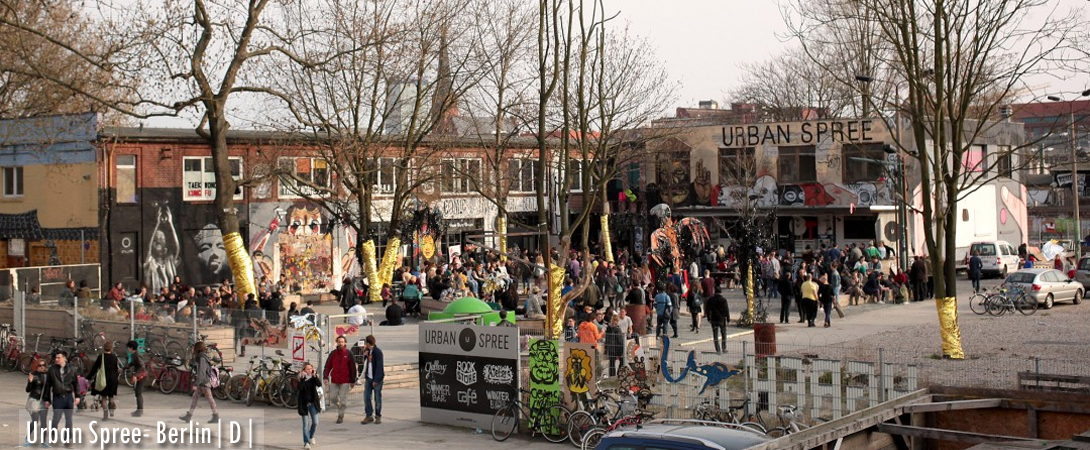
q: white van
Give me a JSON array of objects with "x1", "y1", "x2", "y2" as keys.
[{"x1": 964, "y1": 241, "x2": 1020, "y2": 278}]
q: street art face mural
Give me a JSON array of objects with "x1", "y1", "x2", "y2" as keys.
[
  {"x1": 278, "y1": 202, "x2": 332, "y2": 293},
  {"x1": 717, "y1": 177, "x2": 891, "y2": 209},
  {"x1": 142, "y1": 203, "x2": 179, "y2": 293},
  {"x1": 193, "y1": 223, "x2": 234, "y2": 283}
]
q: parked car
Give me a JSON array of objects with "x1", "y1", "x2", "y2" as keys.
[
  {"x1": 594, "y1": 421, "x2": 770, "y2": 450},
  {"x1": 1073, "y1": 257, "x2": 1090, "y2": 289},
  {"x1": 1003, "y1": 268, "x2": 1083, "y2": 309},
  {"x1": 964, "y1": 241, "x2": 1020, "y2": 278}
]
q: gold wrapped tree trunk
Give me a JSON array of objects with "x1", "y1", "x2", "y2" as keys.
[
  {"x1": 547, "y1": 264, "x2": 566, "y2": 339},
  {"x1": 498, "y1": 216, "x2": 508, "y2": 262},
  {"x1": 361, "y1": 240, "x2": 381, "y2": 304},
  {"x1": 378, "y1": 237, "x2": 402, "y2": 291},
  {"x1": 222, "y1": 232, "x2": 256, "y2": 298},
  {"x1": 745, "y1": 263, "x2": 754, "y2": 320},
  {"x1": 936, "y1": 296, "x2": 965, "y2": 359},
  {"x1": 600, "y1": 215, "x2": 614, "y2": 263}
]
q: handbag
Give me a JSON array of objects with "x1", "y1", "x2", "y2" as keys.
[
  {"x1": 315, "y1": 385, "x2": 327, "y2": 413},
  {"x1": 94, "y1": 359, "x2": 107, "y2": 392},
  {"x1": 25, "y1": 397, "x2": 41, "y2": 414}
]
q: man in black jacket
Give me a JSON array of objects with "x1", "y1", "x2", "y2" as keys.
[
  {"x1": 705, "y1": 286, "x2": 731, "y2": 354},
  {"x1": 43, "y1": 351, "x2": 80, "y2": 447}
]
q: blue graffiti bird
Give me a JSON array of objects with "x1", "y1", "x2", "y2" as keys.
[{"x1": 659, "y1": 336, "x2": 741, "y2": 394}]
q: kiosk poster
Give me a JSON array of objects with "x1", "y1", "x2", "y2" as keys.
[
  {"x1": 528, "y1": 339, "x2": 562, "y2": 434},
  {"x1": 563, "y1": 342, "x2": 597, "y2": 411},
  {"x1": 419, "y1": 323, "x2": 519, "y2": 429}
]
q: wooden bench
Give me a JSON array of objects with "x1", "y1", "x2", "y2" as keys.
[{"x1": 1018, "y1": 371, "x2": 1090, "y2": 393}]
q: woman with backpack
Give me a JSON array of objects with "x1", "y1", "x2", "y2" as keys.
[
  {"x1": 179, "y1": 342, "x2": 218, "y2": 424},
  {"x1": 88, "y1": 340, "x2": 120, "y2": 420},
  {"x1": 296, "y1": 362, "x2": 322, "y2": 449}
]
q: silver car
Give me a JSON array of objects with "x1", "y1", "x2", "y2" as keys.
[{"x1": 1003, "y1": 268, "x2": 1084, "y2": 309}]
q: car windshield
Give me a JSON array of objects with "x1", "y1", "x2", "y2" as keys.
[
  {"x1": 973, "y1": 244, "x2": 996, "y2": 256},
  {"x1": 1006, "y1": 273, "x2": 1036, "y2": 284}
]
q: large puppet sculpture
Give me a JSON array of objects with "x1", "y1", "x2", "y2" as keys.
[{"x1": 648, "y1": 204, "x2": 710, "y2": 288}]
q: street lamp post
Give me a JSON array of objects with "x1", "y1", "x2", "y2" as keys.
[{"x1": 1048, "y1": 90, "x2": 1090, "y2": 259}]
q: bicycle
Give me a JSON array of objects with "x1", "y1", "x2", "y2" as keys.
[
  {"x1": 567, "y1": 384, "x2": 633, "y2": 447},
  {"x1": 243, "y1": 355, "x2": 283, "y2": 407},
  {"x1": 968, "y1": 286, "x2": 1000, "y2": 315},
  {"x1": 2, "y1": 331, "x2": 24, "y2": 371},
  {"x1": 986, "y1": 288, "x2": 1037, "y2": 316},
  {"x1": 147, "y1": 352, "x2": 185, "y2": 394},
  {"x1": 579, "y1": 409, "x2": 657, "y2": 450},
  {"x1": 125, "y1": 324, "x2": 185, "y2": 358},
  {"x1": 762, "y1": 404, "x2": 815, "y2": 437},
  {"x1": 17, "y1": 333, "x2": 46, "y2": 374},
  {"x1": 491, "y1": 387, "x2": 573, "y2": 443},
  {"x1": 692, "y1": 396, "x2": 766, "y2": 434}
]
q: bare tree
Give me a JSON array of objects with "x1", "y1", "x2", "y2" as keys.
[
  {"x1": 267, "y1": 0, "x2": 480, "y2": 295},
  {"x1": 730, "y1": 44, "x2": 861, "y2": 121},
  {"x1": 787, "y1": 0, "x2": 1087, "y2": 358}
]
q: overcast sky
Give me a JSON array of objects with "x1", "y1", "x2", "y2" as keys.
[{"x1": 603, "y1": 0, "x2": 1090, "y2": 112}]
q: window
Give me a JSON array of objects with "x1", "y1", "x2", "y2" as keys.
[
  {"x1": 509, "y1": 159, "x2": 537, "y2": 193},
  {"x1": 963, "y1": 145, "x2": 987, "y2": 173},
  {"x1": 183, "y1": 157, "x2": 243, "y2": 201},
  {"x1": 719, "y1": 147, "x2": 755, "y2": 184},
  {"x1": 568, "y1": 160, "x2": 583, "y2": 191},
  {"x1": 278, "y1": 157, "x2": 331, "y2": 198},
  {"x1": 440, "y1": 158, "x2": 481, "y2": 193},
  {"x1": 842, "y1": 143, "x2": 888, "y2": 183},
  {"x1": 777, "y1": 145, "x2": 816, "y2": 183},
  {"x1": 375, "y1": 157, "x2": 398, "y2": 194},
  {"x1": 2, "y1": 167, "x2": 22, "y2": 197},
  {"x1": 995, "y1": 145, "x2": 1013, "y2": 177},
  {"x1": 116, "y1": 155, "x2": 137, "y2": 203}
]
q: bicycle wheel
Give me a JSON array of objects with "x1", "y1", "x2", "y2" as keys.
[
  {"x1": 18, "y1": 354, "x2": 37, "y2": 374},
  {"x1": 985, "y1": 295, "x2": 1006, "y2": 316},
  {"x1": 225, "y1": 374, "x2": 246, "y2": 402},
  {"x1": 739, "y1": 421, "x2": 767, "y2": 434},
  {"x1": 6, "y1": 350, "x2": 19, "y2": 371},
  {"x1": 567, "y1": 410, "x2": 597, "y2": 447},
  {"x1": 267, "y1": 376, "x2": 285, "y2": 408},
  {"x1": 540, "y1": 404, "x2": 572, "y2": 443},
  {"x1": 212, "y1": 370, "x2": 229, "y2": 401},
  {"x1": 165, "y1": 341, "x2": 185, "y2": 360},
  {"x1": 1018, "y1": 293, "x2": 1039, "y2": 315},
  {"x1": 245, "y1": 379, "x2": 259, "y2": 407},
  {"x1": 490, "y1": 404, "x2": 519, "y2": 442},
  {"x1": 122, "y1": 367, "x2": 136, "y2": 387},
  {"x1": 766, "y1": 427, "x2": 789, "y2": 438},
  {"x1": 159, "y1": 367, "x2": 180, "y2": 394},
  {"x1": 148, "y1": 339, "x2": 168, "y2": 357},
  {"x1": 969, "y1": 293, "x2": 988, "y2": 315},
  {"x1": 277, "y1": 377, "x2": 299, "y2": 409},
  {"x1": 581, "y1": 429, "x2": 605, "y2": 450}
]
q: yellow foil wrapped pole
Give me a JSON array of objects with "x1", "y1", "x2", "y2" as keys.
[
  {"x1": 600, "y1": 215, "x2": 614, "y2": 263},
  {"x1": 378, "y1": 237, "x2": 402, "y2": 288},
  {"x1": 547, "y1": 264, "x2": 566, "y2": 339},
  {"x1": 361, "y1": 240, "x2": 381, "y2": 304},
  {"x1": 936, "y1": 296, "x2": 965, "y2": 359},
  {"x1": 222, "y1": 232, "x2": 256, "y2": 298},
  {"x1": 498, "y1": 216, "x2": 508, "y2": 262}
]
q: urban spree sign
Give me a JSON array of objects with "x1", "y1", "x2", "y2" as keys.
[
  {"x1": 720, "y1": 119, "x2": 880, "y2": 148},
  {"x1": 419, "y1": 323, "x2": 519, "y2": 429}
]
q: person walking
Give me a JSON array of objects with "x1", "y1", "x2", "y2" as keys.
[
  {"x1": 43, "y1": 351, "x2": 80, "y2": 448},
  {"x1": 604, "y1": 316, "x2": 625, "y2": 377},
  {"x1": 323, "y1": 336, "x2": 357, "y2": 424},
  {"x1": 360, "y1": 335, "x2": 384, "y2": 425},
  {"x1": 653, "y1": 284, "x2": 672, "y2": 338},
  {"x1": 125, "y1": 341, "x2": 148, "y2": 417},
  {"x1": 968, "y1": 250, "x2": 983, "y2": 293},
  {"x1": 179, "y1": 342, "x2": 219, "y2": 423},
  {"x1": 777, "y1": 271, "x2": 794, "y2": 324},
  {"x1": 24, "y1": 360, "x2": 48, "y2": 447},
  {"x1": 800, "y1": 274, "x2": 819, "y2": 327},
  {"x1": 88, "y1": 341, "x2": 120, "y2": 420},
  {"x1": 818, "y1": 275, "x2": 835, "y2": 328},
  {"x1": 705, "y1": 286, "x2": 730, "y2": 354},
  {"x1": 296, "y1": 362, "x2": 322, "y2": 449}
]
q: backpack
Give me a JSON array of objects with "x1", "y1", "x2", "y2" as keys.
[{"x1": 208, "y1": 361, "x2": 220, "y2": 388}]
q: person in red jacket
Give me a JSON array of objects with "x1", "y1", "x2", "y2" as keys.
[{"x1": 323, "y1": 335, "x2": 358, "y2": 424}]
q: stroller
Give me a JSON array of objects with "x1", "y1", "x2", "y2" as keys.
[{"x1": 76, "y1": 375, "x2": 90, "y2": 411}]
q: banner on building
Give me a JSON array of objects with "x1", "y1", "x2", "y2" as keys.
[{"x1": 419, "y1": 323, "x2": 519, "y2": 429}]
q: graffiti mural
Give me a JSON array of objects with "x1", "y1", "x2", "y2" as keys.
[
  {"x1": 563, "y1": 343, "x2": 596, "y2": 411},
  {"x1": 529, "y1": 339, "x2": 562, "y2": 434},
  {"x1": 716, "y1": 175, "x2": 891, "y2": 209},
  {"x1": 999, "y1": 183, "x2": 1029, "y2": 245},
  {"x1": 278, "y1": 202, "x2": 332, "y2": 293},
  {"x1": 659, "y1": 336, "x2": 740, "y2": 395},
  {"x1": 142, "y1": 203, "x2": 179, "y2": 293}
]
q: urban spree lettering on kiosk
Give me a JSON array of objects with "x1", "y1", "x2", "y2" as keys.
[{"x1": 720, "y1": 119, "x2": 877, "y2": 147}]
